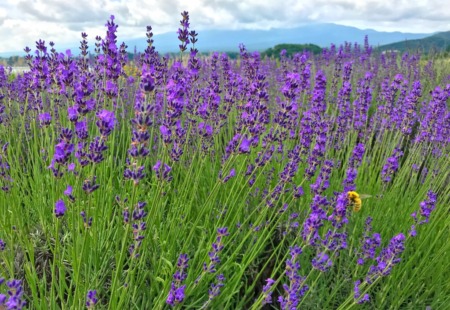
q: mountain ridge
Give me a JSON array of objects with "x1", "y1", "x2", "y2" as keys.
[
  {"x1": 378, "y1": 31, "x2": 450, "y2": 53},
  {"x1": 127, "y1": 23, "x2": 431, "y2": 54},
  {"x1": 0, "y1": 23, "x2": 433, "y2": 57}
]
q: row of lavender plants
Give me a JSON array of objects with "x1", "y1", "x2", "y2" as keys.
[{"x1": 0, "y1": 11, "x2": 449, "y2": 309}]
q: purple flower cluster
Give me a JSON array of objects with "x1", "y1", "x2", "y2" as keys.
[
  {"x1": 278, "y1": 245, "x2": 308, "y2": 309},
  {"x1": 0, "y1": 142, "x2": 12, "y2": 192},
  {"x1": 261, "y1": 278, "x2": 275, "y2": 305},
  {"x1": 415, "y1": 85, "x2": 450, "y2": 144},
  {"x1": 153, "y1": 160, "x2": 172, "y2": 182},
  {"x1": 48, "y1": 128, "x2": 75, "y2": 177},
  {"x1": 310, "y1": 159, "x2": 333, "y2": 196},
  {"x1": 126, "y1": 201, "x2": 147, "y2": 258},
  {"x1": 366, "y1": 233, "x2": 406, "y2": 281},
  {"x1": 38, "y1": 112, "x2": 52, "y2": 126},
  {"x1": 0, "y1": 279, "x2": 27, "y2": 309},
  {"x1": 123, "y1": 65, "x2": 155, "y2": 185},
  {"x1": 353, "y1": 280, "x2": 370, "y2": 304},
  {"x1": 353, "y1": 233, "x2": 406, "y2": 304},
  {"x1": 343, "y1": 143, "x2": 365, "y2": 192},
  {"x1": 86, "y1": 290, "x2": 98, "y2": 309},
  {"x1": 54, "y1": 199, "x2": 66, "y2": 218},
  {"x1": 1, "y1": 9, "x2": 449, "y2": 309},
  {"x1": 357, "y1": 217, "x2": 381, "y2": 265},
  {"x1": 381, "y1": 147, "x2": 403, "y2": 183},
  {"x1": 82, "y1": 176, "x2": 100, "y2": 195},
  {"x1": 96, "y1": 110, "x2": 116, "y2": 137},
  {"x1": 203, "y1": 227, "x2": 229, "y2": 273},
  {"x1": 80, "y1": 210, "x2": 93, "y2": 228},
  {"x1": 166, "y1": 254, "x2": 189, "y2": 307},
  {"x1": 302, "y1": 195, "x2": 328, "y2": 246},
  {"x1": 410, "y1": 190, "x2": 438, "y2": 236},
  {"x1": 208, "y1": 274, "x2": 225, "y2": 302}
]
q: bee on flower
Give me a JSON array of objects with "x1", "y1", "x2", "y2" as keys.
[
  {"x1": 347, "y1": 191, "x2": 362, "y2": 212},
  {"x1": 347, "y1": 191, "x2": 372, "y2": 212}
]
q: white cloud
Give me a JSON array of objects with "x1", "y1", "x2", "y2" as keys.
[{"x1": 1, "y1": 0, "x2": 449, "y2": 53}]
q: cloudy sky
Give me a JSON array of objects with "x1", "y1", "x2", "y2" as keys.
[{"x1": 1, "y1": 0, "x2": 449, "y2": 53}]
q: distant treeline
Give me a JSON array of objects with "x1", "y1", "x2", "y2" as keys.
[
  {"x1": 0, "y1": 55, "x2": 27, "y2": 67},
  {"x1": 261, "y1": 44, "x2": 322, "y2": 58}
]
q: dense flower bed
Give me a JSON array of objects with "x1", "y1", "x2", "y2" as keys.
[{"x1": 0, "y1": 11, "x2": 449, "y2": 309}]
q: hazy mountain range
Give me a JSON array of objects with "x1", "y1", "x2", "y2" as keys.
[
  {"x1": 0, "y1": 23, "x2": 437, "y2": 57},
  {"x1": 128, "y1": 23, "x2": 431, "y2": 54}
]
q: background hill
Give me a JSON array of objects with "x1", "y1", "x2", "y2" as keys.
[{"x1": 378, "y1": 31, "x2": 450, "y2": 53}]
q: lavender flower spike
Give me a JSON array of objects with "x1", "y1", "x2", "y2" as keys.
[{"x1": 54, "y1": 199, "x2": 66, "y2": 218}]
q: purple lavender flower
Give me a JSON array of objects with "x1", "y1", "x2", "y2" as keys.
[
  {"x1": 239, "y1": 137, "x2": 251, "y2": 153},
  {"x1": 38, "y1": 112, "x2": 52, "y2": 126},
  {"x1": 68, "y1": 105, "x2": 79, "y2": 122},
  {"x1": 177, "y1": 11, "x2": 190, "y2": 53},
  {"x1": 54, "y1": 199, "x2": 66, "y2": 217},
  {"x1": 160, "y1": 125, "x2": 172, "y2": 144},
  {"x1": 80, "y1": 211, "x2": 93, "y2": 228},
  {"x1": 53, "y1": 141, "x2": 74, "y2": 166},
  {"x1": 105, "y1": 80, "x2": 118, "y2": 98},
  {"x1": 96, "y1": 110, "x2": 116, "y2": 136},
  {"x1": 82, "y1": 176, "x2": 100, "y2": 194},
  {"x1": 302, "y1": 212, "x2": 323, "y2": 246},
  {"x1": 381, "y1": 147, "x2": 403, "y2": 183},
  {"x1": 411, "y1": 190, "x2": 437, "y2": 228},
  {"x1": 124, "y1": 165, "x2": 146, "y2": 186},
  {"x1": 153, "y1": 160, "x2": 173, "y2": 182},
  {"x1": 166, "y1": 253, "x2": 190, "y2": 307},
  {"x1": 174, "y1": 254, "x2": 189, "y2": 282},
  {"x1": 86, "y1": 290, "x2": 98, "y2": 308},
  {"x1": 166, "y1": 283, "x2": 186, "y2": 307},
  {"x1": 4, "y1": 279, "x2": 26, "y2": 309},
  {"x1": 0, "y1": 239, "x2": 5, "y2": 251},
  {"x1": 408, "y1": 225, "x2": 417, "y2": 237},
  {"x1": 64, "y1": 185, "x2": 72, "y2": 196},
  {"x1": 278, "y1": 245, "x2": 308, "y2": 309},
  {"x1": 293, "y1": 185, "x2": 304, "y2": 198},
  {"x1": 261, "y1": 278, "x2": 275, "y2": 305},
  {"x1": 366, "y1": 233, "x2": 406, "y2": 282},
  {"x1": 198, "y1": 122, "x2": 213, "y2": 137},
  {"x1": 311, "y1": 251, "x2": 333, "y2": 272},
  {"x1": 75, "y1": 120, "x2": 88, "y2": 140},
  {"x1": 208, "y1": 274, "x2": 225, "y2": 301},
  {"x1": 222, "y1": 168, "x2": 236, "y2": 183},
  {"x1": 353, "y1": 280, "x2": 370, "y2": 304},
  {"x1": 203, "y1": 228, "x2": 229, "y2": 273},
  {"x1": 357, "y1": 217, "x2": 381, "y2": 265},
  {"x1": 87, "y1": 136, "x2": 108, "y2": 164},
  {"x1": 64, "y1": 185, "x2": 75, "y2": 202}
]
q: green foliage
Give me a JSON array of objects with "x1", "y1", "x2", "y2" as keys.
[{"x1": 262, "y1": 43, "x2": 322, "y2": 58}]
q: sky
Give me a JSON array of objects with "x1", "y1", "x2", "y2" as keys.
[{"x1": 1, "y1": 0, "x2": 450, "y2": 54}]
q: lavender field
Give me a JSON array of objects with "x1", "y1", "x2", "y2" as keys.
[{"x1": 0, "y1": 12, "x2": 449, "y2": 309}]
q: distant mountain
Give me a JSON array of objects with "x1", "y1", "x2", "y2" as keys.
[
  {"x1": 125, "y1": 23, "x2": 432, "y2": 54},
  {"x1": 377, "y1": 31, "x2": 450, "y2": 53},
  {"x1": 0, "y1": 23, "x2": 433, "y2": 57}
]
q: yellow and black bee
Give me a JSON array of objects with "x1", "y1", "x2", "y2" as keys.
[{"x1": 347, "y1": 191, "x2": 372, "y2": 212}]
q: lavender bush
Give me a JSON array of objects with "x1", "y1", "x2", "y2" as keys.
[{"x1": 0, "y1": 12, "x2": 449, "y2": 309}]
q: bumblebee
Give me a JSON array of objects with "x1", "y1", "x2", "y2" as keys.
[{"x1": 347, "y1": 191, "x2": 362, "y2": 212}]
